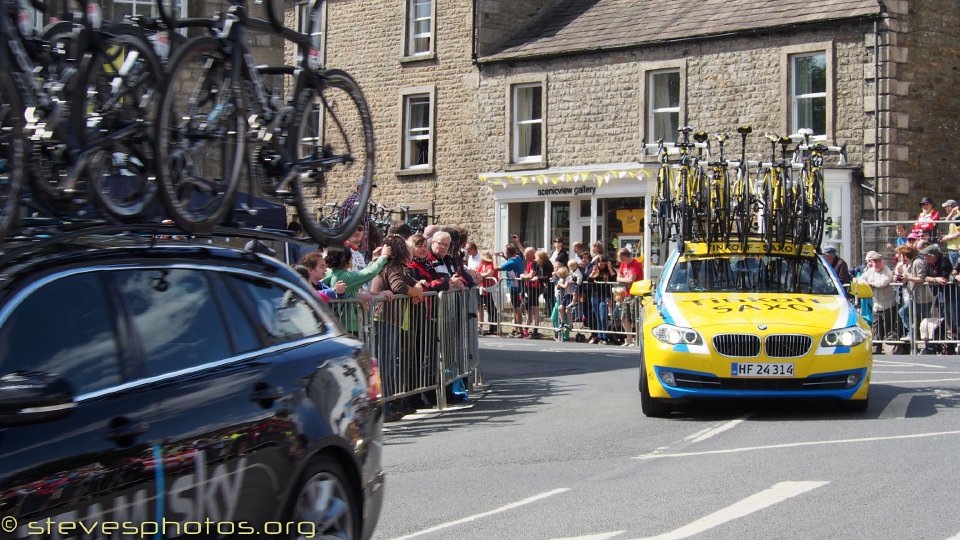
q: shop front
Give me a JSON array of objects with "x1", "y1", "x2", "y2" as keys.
[
  {"x1": 480, "y1": 163, "x2": 857, "y2": 279},
  {"x1": 481, "y1": 163, "x2": 663, "y2": 278}
]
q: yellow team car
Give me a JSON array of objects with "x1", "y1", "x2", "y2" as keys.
[{"x1": 632, "y1": 241, "x2": 873, "y2": 417}]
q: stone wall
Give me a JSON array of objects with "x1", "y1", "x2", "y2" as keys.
[{"x1": 878, "y1": 0, "x2": 960, "y2": 220}]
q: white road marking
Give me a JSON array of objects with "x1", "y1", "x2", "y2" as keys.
[
  {"x1": 878, "y1": 392, "x2": 934, "y2": 419},
  {"x1": 635, "y1": 481, "x2": 829, "y2": 540},
  {"x1": 687, "y1": 415, "x2": 750, "y2": 443},
  {"x1": 874, "y1": 360, "x2": 947, "y2": 369},
  {"x1": 880, "y1": 377, "x2": 960, "y2": 384},
  {"x1": 873, "y1": 371, "x2": 960, "y2": 374},
  {"x1": 634, "y1": 430, "x2": 960, "y2": 459},
  {"x1": 552, "y1": 533, "x2": 625, "y2": 540},
  {"x1": 389, "y1": 488, "x2": 570, "y2": 540}
]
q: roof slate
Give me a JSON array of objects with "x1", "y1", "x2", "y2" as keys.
[{"x1": 483, "y1": 0, "x2": 881, "y2": 61}]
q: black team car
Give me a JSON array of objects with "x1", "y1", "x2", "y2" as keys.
[{"x1": 0, "y1": 229, "x2": 384, "y2": 539}]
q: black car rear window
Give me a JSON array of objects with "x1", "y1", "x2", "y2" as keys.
[
  {"x1": 224, "y1": 274, "x2": 325, "y2": 345},
  {"x1": 114, "y1": 269, "x2": 234, "y2": 377},
  {"x1": 0, "y1": 272, "x2": 121, "y2": 395}
]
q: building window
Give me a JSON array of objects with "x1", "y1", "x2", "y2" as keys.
[
  {"x1": 295, "y1": 0, "x2": 325, "y2": 65},
  {"x1": 648, "y1": 70, "x2": 680, "y2": 143},
  {"x1": 790, "y1": 51, "x2": 827, "y2": 137},
  {"x1": 402, "y1": 93, "x2": 432, "y2": 169},
  {"x1": 111, "y1": 0, "x2": 185, "y2": 20},
  {"x1": 507, "y1": 201, "x2": 545, "y2": 250},
  {"x1": 512, "y1": 83, "x2": 543, "y2": 163},
  {"x1": 406, "y1": 0, "x2": 433, "y2": 57}
]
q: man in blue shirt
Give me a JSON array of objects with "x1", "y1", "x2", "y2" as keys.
[{"x1": 497, "y1": 243, "x2": 526, "y2": 337}]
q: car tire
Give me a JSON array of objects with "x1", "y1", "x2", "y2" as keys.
[
  {"x1": 639, "y1": 358, "x2": 672, "y2": 418},
  {"x1": 289, "y1": 456, "x2": 360, "y2": 540}
]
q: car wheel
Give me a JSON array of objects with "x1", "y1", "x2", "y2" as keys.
[
  {"x1": 290, "y1": 457, "x2": 359, "y2": 540},
  {"x1": 640, "y1": 358, "x2": 672, "y2": 418}
]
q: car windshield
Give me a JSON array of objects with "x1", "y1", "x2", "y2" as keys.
[{"x1": 665, "y1": 255, "x2": 840, "y2": 295}]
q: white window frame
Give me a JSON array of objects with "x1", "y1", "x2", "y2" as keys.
[
  {"x1": 111, "y1": 0, "x2": 188, "y2": 20},
  {"x1": 790, "y1": 52, "x2": 827, "y2": 138},
  {"x1": 399, "y1": 87, "x2": 435, "y2": 172},
  {"x1": 782, "y1": 43, "x2": 833, "y2": 142},
  {"x1": 404, "y1": 0, "x2": 434, "y2": 58},
  {"x1": 510, "y1": 82, "x2": 544, "y2": 164},
  {"x1": 294, "y1": 0, "x2": 325, "y2": 66},
  {"x1": 647, "y1": 69, "x2": 681, "y2": 144}
]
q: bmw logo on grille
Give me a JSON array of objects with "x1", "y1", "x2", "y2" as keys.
[{"x1": 758, "y1": 324, "x2": 768, "y2": 330}]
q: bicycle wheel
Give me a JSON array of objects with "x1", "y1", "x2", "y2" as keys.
[
  {"x1": 0, "y1": 72, "x2": 24, "y2": 238},
  {"x1": 653, "y1": 167, "x2": 670, "y2": 242},
  {"x1": 676, "y1": 171, "x2": 689, "y2": 243},
  {"x1": 156, "y1": 36, "x2": 243, "y2": 233},
  {"x1": 288, "y1": 69, "x2": 375, "y2": 243},
  {"x1": 79, "y1": 33, "x2": 163, "y2": 221},
  {"x1": 761, "y1": 174, "x2": 774, "y2": 252},
  {"x1": 808, "y1": 171, "x2": 826, "y2": 246}
]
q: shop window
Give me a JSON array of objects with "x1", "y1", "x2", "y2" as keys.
[
  {"x1": 601, "y1": 197, "x2": 644, "y2": 260},
  {"x1": 507, "y1": 201, "x2": 544, "y2": 249}
]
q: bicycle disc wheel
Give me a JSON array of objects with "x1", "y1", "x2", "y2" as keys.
[
  {"x1": 156, "y1": 37, "x2": 243, "y2": 233},
  {"x1": 289, "y1": 69, "x2": 375, "y2": 244},
  {"x1": 80, "y1": 33, "x2": 163, "y2": 221},
  {"x1": 0, "y1": 73, "x2": 24, "y2": 238}
]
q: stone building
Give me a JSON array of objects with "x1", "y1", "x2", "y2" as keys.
[{"x1": 157, "y1": 0, "x2": 957, "y2": 271}]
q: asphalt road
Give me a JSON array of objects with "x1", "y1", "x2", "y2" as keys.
[{"x1": 372, "y1": 337, "x2": 960, "y2": 540}]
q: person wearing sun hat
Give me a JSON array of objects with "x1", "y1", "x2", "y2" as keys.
[
  {"x1": 939, "y1": 199, "x2": 960, "y2": 266},
  {"x1": 913, "y1": 196, "x2": 940, "y2": 239},
  {"x1": 860, "y1": 250, "x2": 896, "y2": 351}
]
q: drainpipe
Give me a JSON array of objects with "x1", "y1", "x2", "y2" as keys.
[
  {"x1": 874, "y1": 1, "x2": 887, "y2": 222},
  {"x1": 471, "y1": 0, "x2": 478, "y2": 64}
]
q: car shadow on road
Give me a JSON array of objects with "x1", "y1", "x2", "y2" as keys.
[
  {"x1": 663, "y1": 383, "x2": 960, "y2": 421},
  {"x1": 383, "y1": 377, "x2": 578, "y2": 444}
]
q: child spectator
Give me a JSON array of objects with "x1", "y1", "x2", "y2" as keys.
[{"x1": 555, "y1": 266, "x2": 573, "y2": 337}]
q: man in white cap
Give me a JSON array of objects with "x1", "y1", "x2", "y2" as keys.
[
  {"x1": 940, "y1": 199, "x2": 960, "y2": 266},
  {"x1": 860, "y1": 250, "x2": 896, "y2": 352}
]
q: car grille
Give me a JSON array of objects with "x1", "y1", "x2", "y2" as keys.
[
  {"x1": 764, "y1": 334, "x2": 813, "y2": 357},
  {"x1": 713, "y1": 334, "x2": 761, "y2": 357},
  {"x1": 712, "y1": 334, "x2": 813, "y2": 357}
]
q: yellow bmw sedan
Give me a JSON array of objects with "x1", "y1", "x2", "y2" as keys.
[{"x1": 633, "y1": 242, "x2": 873, "y2": 417}]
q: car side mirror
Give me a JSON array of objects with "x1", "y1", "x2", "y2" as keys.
[
  {"x1": 0, "y1": 371, "x2": 76, "y2": 427},
  {"x1": 845, "y1": 280, "x2": 873, "y2": 300},
  {"x1": 630, "y1": 279, "x2": 653, "y2": 297}
]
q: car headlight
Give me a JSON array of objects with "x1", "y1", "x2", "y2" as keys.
[
  {"x1": 820, "y1": 326, "x2": 870, "y2": 347},
  {"x1": 652, "y1": 324, "x2": 703, "y2": 346}
]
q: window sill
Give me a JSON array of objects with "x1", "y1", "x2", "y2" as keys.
[
  {"x1": 400, "y1": 53, "x2": 436, "y2": 64},
  {"x1": 396, "y1": 166, "x2": 435, "y2": 177},
  {"x1": 504, "y1": 161, "x2": 547, "y2": 172}
]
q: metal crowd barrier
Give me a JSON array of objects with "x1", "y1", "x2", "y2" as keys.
[
  {"x1": 865, "y1": 282, "x2": 960, "y2": 355},
  {"x1": 328, "y1": 287, "x2": 482, "y2": 409},
  {"x1": 491, "y1": 277, "x2": 642, "y2": 346}
]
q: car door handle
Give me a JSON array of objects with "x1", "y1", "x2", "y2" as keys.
[
  {"x1": 105, "y1": 420, "x2": 149, "y2": 442},
  {"x1": 250, "y1": 385, "x2": 285, "y2": 405}
]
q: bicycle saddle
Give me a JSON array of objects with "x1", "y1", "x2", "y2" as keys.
[
  {"x1": 678, "y1": 126, "x2": 693, "y2": 133},
  {"x1": 736, "y1": 125, "x2": 752, "y2": 135},
  {"x1": 797, "y1": 128, "x2": 814, "y2": 137},
  {"x1": 777, "y1": 136, "x2": 792, "y2": 146},
  {"x1": 715, "y1": 133, "x2": 729, "y2": 143},
  {"x1": 693, "y1": 131, "x2": 708, "y2": 143},
  {"x1": 764, "y1": 132, "x2": 780, "y2": 143}
]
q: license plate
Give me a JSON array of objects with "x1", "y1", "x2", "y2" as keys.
[{"x1": 731, "y1": 362, "x2": 795, "y2": 377}]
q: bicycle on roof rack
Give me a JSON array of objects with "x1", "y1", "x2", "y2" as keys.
[{"x1": 154, "y1": 0, "x2": 375, "y2": 244}]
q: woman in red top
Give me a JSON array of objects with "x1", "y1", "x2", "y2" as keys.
[
  {"x1": 477, "y1": 250, "x2": 499, "y2": 335},
  {"x1": 914, "y1": 196, "x2": 940, "y2": 239}
]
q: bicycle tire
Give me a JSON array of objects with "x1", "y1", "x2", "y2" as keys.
[
  {"x1": 651, "y1": 166, "x2": 668, "y2": 241},
  {"x1": 761, "y1": 174, "x2": 774, "y2": 252},
  {"x1": 809, "y1": 171, "x2": 826, "y2": 246},
  {"x1": 676, "y1": 170, "x2": 689, "y2": 243},
  {"x1": 0, "y1": 71, "x2": 24, "y2": 238},
  {"x1": 79, "y1": 32, "x2": 163, "y2": 221},
  {"x1": 26, "y1": 23, "x2": 88, "y2": 212},
  {"x1": 289, "y1": 69, "x2": 375, "y2": 243},
  {"x1": 156, "y1": 36, "x2": 243, "y2": 233}
]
